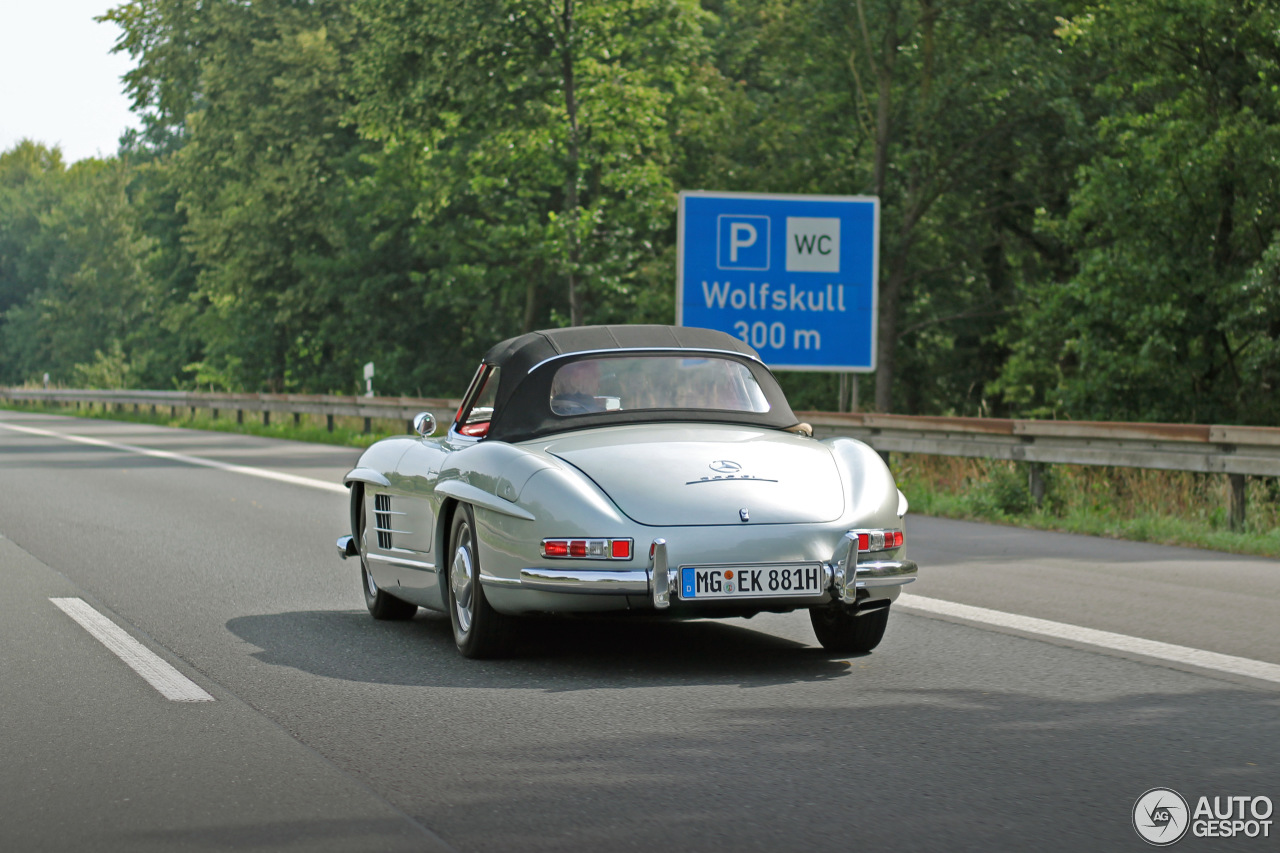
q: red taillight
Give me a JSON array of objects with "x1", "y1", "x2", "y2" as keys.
[
  {"x1": 854, "y1": 529, "x2": 903, "y2": 552},
  {"x1": 541, "y1": 538, "x2": 633, "y2": 561}
]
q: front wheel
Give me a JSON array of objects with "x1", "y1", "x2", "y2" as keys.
[
  {"x1": 809, "y1": 602, "x2": 890, "y2": 653},
  {"x1": 446, "y1": 504, "x2": 516, "y2": 658}
]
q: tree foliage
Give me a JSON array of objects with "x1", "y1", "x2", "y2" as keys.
[
  {"x1": 996, "y1": 0, "x2": 1280, "y2": 423},
  {"x1": 0, "y1": 0, "x2": 1276, "y2": 426}
]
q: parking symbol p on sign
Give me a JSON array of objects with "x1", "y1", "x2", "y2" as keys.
[{"x1": 717, "y1": 215, "x2": 770, "y2": 270}]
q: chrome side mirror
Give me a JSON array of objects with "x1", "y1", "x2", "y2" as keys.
[{"x1": 412, "y1": 412, "x2": 437, "y2": 438}]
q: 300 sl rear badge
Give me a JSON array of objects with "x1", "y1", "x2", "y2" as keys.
[{"x1": 688, "y1": 460, "x2": 777, "y2": 486}]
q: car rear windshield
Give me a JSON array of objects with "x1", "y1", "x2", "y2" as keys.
[{"x1": 549, "y1": 356, "x2": 771, "y2": 417}]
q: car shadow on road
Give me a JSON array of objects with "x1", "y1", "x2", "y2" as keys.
[{"x1": 225, "y1": 608, "x2": 857, "y2": 691}]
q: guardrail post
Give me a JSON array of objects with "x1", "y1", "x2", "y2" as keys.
[
  {"x1": 237, "y1": 409, "x2": 243, "y2": 425},
  {"x1": 326, "y1": 414, "x2": 334, "y2": 433},
  {"x1": 293, "y1": 413, "x2": 301, "y2": 427},
  {"x1": 363, "y1": 417, "x2": 372, "y2": 434},
  {"x1": 1229, "y1": 474, "x2": 1247, "y2": 531},
  {"x1": 262, "y1": 411, "x2": 270, "y2": 427},
  {"x1": 1029, "y1": 463, "x2": 1046, "y2": 509}
]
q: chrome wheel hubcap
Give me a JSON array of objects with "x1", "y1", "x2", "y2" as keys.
[{"x1": 451, "y1": 528, "x2": 475, "y2": 634}]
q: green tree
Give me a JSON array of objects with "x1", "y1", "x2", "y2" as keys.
[
  {"x1": 0, "y1": 141, "x2": 66, "y2": 326},
  {"x1": 996, "y1": 0, "x2": 1280, "y2": 424},
  {"x1": 0, "y1": 151, "x2": 152, "y2": 385},
  {"x1": 348, "y1": 0, "x2": 714, "y2": 346},
  {"x1": 703, "y1": 0, "x2": 1084, "y2": 414}
]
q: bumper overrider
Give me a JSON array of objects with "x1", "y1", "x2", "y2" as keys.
[{"x1": 476, "y1": 532, "x2": 917, "y2": 610}]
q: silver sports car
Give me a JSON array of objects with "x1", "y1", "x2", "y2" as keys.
[{"x1": 336, "y1": 324, "x2": 917, "y2": 658}]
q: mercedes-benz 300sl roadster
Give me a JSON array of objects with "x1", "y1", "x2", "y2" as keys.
[{"x1": 336, "y1": 325, "x2": 917, "y2": 658}]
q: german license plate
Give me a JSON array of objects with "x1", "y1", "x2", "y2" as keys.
[{"x1": 678, "y1": 564, "x2": 826, "y2": 600}]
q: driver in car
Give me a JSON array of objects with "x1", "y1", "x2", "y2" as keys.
[{"x1": 550, "y1": 360, "x2": 605, "y2": 414}]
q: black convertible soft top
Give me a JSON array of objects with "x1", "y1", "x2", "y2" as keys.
[{"x1": 479, "y1": 325, "x2": 800, "y2": 443}]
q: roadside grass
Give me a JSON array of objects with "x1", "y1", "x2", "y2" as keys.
[
  {"x1": 6, "y1": 398, "x2": 1278, "y2": 559},
  {"x1": 0, "y1": 399, "x2": 406, "y2": 449},
  {"x1": 894, "y1": 454, "x2": 1280, "y2": 559}
]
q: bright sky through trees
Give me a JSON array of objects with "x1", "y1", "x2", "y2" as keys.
[{"x1": 0, "y1": 1, "x2": 140, "y2": 162}]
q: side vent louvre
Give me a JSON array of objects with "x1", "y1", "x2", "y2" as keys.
[{"x1": 374, "y1": 493, "x2": 394, "y2": 549}]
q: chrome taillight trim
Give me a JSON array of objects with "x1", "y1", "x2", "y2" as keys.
[
  {"x1": 848, "y1": 528, "x2": 905, "y2": 553},
  {"x1": 540, "y1": 538, "x2": 634, "y2": 561}
]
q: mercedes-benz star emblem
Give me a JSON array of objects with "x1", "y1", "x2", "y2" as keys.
[{"x1": 710, "y1": 460, "x2": 741, "y2": 473}]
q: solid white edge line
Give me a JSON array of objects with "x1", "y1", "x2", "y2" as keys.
[
  {"x1": 896, "y1": 593, "x2": 1280, "y2": 685},
  {"x1": 0, "y1": 420, "x2": 346, "y2": 494},
  {"x1": 50, "y1": 598, "x2": 214, "y2": 702}
]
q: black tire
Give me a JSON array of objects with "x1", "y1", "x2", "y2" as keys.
[
  {"x1": 446, "y1": 504, "x2": 516, "y2": 658},
  {"x1": 809, "y1": 602, "x2": 890, "y2": 653},
  {"x1": 353, "y1": 484, "x2": 417, "y2": 621}
]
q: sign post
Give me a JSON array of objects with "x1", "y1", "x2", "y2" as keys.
[{"x1": 677, "y1": 191, "x2": 879, "y2": 373}]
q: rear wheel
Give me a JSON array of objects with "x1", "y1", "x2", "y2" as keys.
[
  {"x1": 353, "y1": 485, "x2": 417, "y2": 621},
  {"x1": 809, "y1": 602, "x2": 890, "y2": 653},
  {"x1": 446, "y1": 504, "x2": 515, "y2": 658}
]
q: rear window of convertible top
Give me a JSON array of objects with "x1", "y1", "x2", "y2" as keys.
[{"x1": 548, "y1": 356, "x2": 771, "y2": 417}]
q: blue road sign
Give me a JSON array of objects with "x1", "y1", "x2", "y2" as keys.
[{"x1": 677, "y1": 191, "x2": 879, "y2": 371}]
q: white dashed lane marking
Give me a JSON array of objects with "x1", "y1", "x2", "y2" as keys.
[{"x1": 50, "y1": 598, "x2": 214, "y2": 702}]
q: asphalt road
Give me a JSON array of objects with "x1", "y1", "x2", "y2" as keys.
[{"x1": 2, "y1": 410, "x2": 1277, "y2": 852}]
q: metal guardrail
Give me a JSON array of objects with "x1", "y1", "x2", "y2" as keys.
[
  {"x1": 798, "y1": 411, "x2": 1280, "y2": 530},
  {"x1": 798, "y1": 411, "x2": 1280, "y2": 477},
  {"x1": 0, "y1": 387, "x2": 461, "y2": 433},
  {"x1": 4, "y1": 388, "x2": 1277, "y2": 527}
]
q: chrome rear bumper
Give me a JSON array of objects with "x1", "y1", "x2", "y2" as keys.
[
  {"x1": 478, "y1": 535, "x2": 916, "y2": 610},
  {"x1": 508, "y1": 567, "x2": 651, "y2": 595}
]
